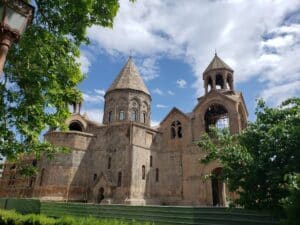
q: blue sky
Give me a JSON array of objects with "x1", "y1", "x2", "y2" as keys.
[{"x1": 78, "y1": 0, "x2": 300, "y2": 126}]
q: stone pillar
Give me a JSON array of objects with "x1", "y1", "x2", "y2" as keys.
[
  {"x1": 223, "y1": 73, "x2": 228, "y2": 90},
  {"x1": 212, "y1": 75, "x2": 216, "y2": 90}
]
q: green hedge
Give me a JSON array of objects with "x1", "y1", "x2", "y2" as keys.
[
  {"x1": 0, "y1": 209, "x2": 157, "y2": 225},
  {"x1": 0, "y1": 198, "x2": 40, "y2": 214}
]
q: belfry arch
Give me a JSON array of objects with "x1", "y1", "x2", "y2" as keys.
[
  {"x1": 204, "y1": 104, "x2": 229, "y2": 132},
  {"x1": 69, "y1": 120, "x2": 84, "y2": 132}
]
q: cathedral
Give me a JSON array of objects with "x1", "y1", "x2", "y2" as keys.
[{"x1": 0, "y1": 54, "x2": 248, "y2": 206}]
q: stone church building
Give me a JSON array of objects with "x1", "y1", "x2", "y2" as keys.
[{"x1": 0, "y1": 54, "x2": 248, "y2": 206}]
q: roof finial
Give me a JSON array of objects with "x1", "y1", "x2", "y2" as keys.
[
  {"x1": 129, "y1": 49, "x2": 133, "y2": 59},
  {"x1": 215, "y1": 49, "x2": 217, "y2": 56}
]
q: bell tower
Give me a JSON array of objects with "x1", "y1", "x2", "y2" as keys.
[
  {"x1": 203, "y1": 53, "x2": 234, "y2": 94},
  {"x1": 193, "y1": 53, "x2": 248, "y2": 135}
]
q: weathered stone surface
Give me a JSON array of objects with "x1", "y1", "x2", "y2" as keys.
[{"x1": 0, "y1": 56, "x2": 248, "y2": 206}]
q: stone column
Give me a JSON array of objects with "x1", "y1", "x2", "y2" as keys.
[
  {"x1": 212, "y1": 75, "x2": 216, "y2": 90},
  {"x1": 223, "y1": 73, "x2": 228, "y2": 90}
]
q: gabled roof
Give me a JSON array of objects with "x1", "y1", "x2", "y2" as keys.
[
  {"x1": 203, "y1": 53, "x2": 233, "y2": 74},
  {"x1": 106, "y1": 57, "x2": 150, "y2": 96},
  {"x1": 160, "y1": 107, "x2": 189, "y2": 126}
]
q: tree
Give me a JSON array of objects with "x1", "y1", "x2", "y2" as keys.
[
  {"x1": 198, "y1": 98, "x2": 300, "y2": 215},
  {"x1": 0, "y1": 1, "x2": 131, "y2": 160}
]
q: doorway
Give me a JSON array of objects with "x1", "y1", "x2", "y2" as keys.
[
  {"x1": 97, "y1": 187, "x2": 105, "y2": 203},
  {"x1": 211, "y1": 168, "x2": 224, "y2": 206}
]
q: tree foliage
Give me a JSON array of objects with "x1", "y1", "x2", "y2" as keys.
[
  {"x1": 0, "y1": 0, "x2": 127, "y2": 160},
  {"x1": 198, "y1": 98, "x2": 300, "y2": 215}
]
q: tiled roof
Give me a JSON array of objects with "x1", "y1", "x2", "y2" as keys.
[
  {"x1": 204, "y1": 54, "x2": 233, "y2": 74},
  {"x1": 106, "y1": 57, "x2": 150, "y2": 95}
]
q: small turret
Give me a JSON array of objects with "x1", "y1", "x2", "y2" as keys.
[{"x1": 203, "y1": 53, "x2": 234, "y2": 94}]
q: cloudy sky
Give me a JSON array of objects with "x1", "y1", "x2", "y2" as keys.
[{"x1": 79, "y1": 0, "x2": 300, "y2": 125}]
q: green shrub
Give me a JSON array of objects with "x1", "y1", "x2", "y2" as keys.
[{"x1": 0, "y1": 209, "x2": 158, "y2": 225}]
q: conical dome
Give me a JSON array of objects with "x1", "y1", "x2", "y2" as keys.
[
  {"x1": 106, "y1": 57, "x2": 150, "y2": 96},
  {"x1": 203, "y1": 53, "x2": 233, "y2": 74}
]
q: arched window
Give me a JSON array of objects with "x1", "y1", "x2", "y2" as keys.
[
  {"x1": 150, "y1": 156, "x2": 153, "y2": 167},
  {"x1": 117, "y1": 172, "x2": 122, "y2": 187},
  {"x1": 32, "y1": 159, "x2": 37, "y2": 167},
  {"x1": 69, "y1": 120, "x2": 83, "y2": 131},
  {"x1": 131, "y1": 110, "x2": 137, "y2": 121},
  {"x1": 171, "y1": 120, "x2": 182, "y2": 139},
  {"x1": 108, "y1": 111, "x2": 113, "y2": 123},
  {"x1": 119, "y1": 111, "x2": 125, "y2": 121},
  {"x1": 171, "y1": 125, "x2": 176, "y2": 139},
  {"x1": 204, "y1": 104, "x2": 229, "y2": 132},
  {"x1": 156, "y1": 168, "x2": 159, "y2": 182},
  {"x1": 40, "y1": 168, "x2": 45, "y2": 186},
  {"x1": 93, "y1": 173, "x2": 97, "y2": 181},
  {"x1": 108, "y1": 157, "x2": 111, "y2": 169},
  {"x1": 142, "y1": 165, "x2": 145, "y2": 180},
  {"x1": 141, "y1": 112, "x2": 146, "y2": 123}
]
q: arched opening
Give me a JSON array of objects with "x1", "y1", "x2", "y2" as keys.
[
  {"x1": 32, "y1": 159, "x2": 37, "y2": 167},
  {"x1": 97, "y1": 187, "x2": 105, "y2": 203},
  {"x1": 211, "y1": 167, "x2": 224, "y2": 206},
  {"x1": 204, "y1": 104, "x2": 229, "y2": 132},
  {"x1": 215, "y1": 74, "x2": 224, "y2": 89},
  {"x1": 69, "y1": 121, "x2": 83, "y2": 132}
]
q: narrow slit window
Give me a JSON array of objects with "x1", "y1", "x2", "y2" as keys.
[
  {"x1": 108, "y1": 157, "x2": 111, "y2": 169},
  {"x1": 142, "y1": 165, "x2": 145, "y2": 180},
  {"x1": 150, "y1": 156, "x2": 153, "y2": 167},
  {"x1": 156, "y1": 168, "x2": 159, "y2": 182},
  {"x1": 117, "y1": 172, "x2": 122, "y2": 187},
  {"x1": 108, "y1": 111, "x2": 113, "y2": 123}
]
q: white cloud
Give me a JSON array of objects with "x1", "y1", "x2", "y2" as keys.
[
  {"x1": 83, "y1": 109, "x2": 103, "y2": 122},
  {"x1": 77, "y1": 52, "x2": 91, "y2": 74},
  {"x1": 138, "y1": 57, "x2": 160, "y2": 81},
  {"x1": 168, "y1": 90, "x2": 175, "y2": 95},
  {"x1": 156, "y1": 104, "x2": 168, "y2": 108},
  {"x1": 152, "y1": 88, "x2": 163, "y2": 95},
  {"x1": 260, "y1": 81, "x2": 300, "y2": 106},
  {"x1": 82, "y1": 93, "x2": 104, "y2": 103},
  {"x1": 94, "y1": 89, "x2": 106, "y2": 96},
  {"x1": 87, "y1": 0, "x2": 300, "y2": 103},
  {"x1": 151, "y1": 120, "x2": 160, "y2": 126},
  {"x1": 261, "y1": 35, "x2": 294, "y2": 48},
  {"x1": 176, "y1": 79, "x2": 187, "y2": 88}
]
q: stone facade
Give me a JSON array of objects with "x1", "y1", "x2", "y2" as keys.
[{"x1": 0, "y1": 55, "x2": 248, "y2": 206}]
